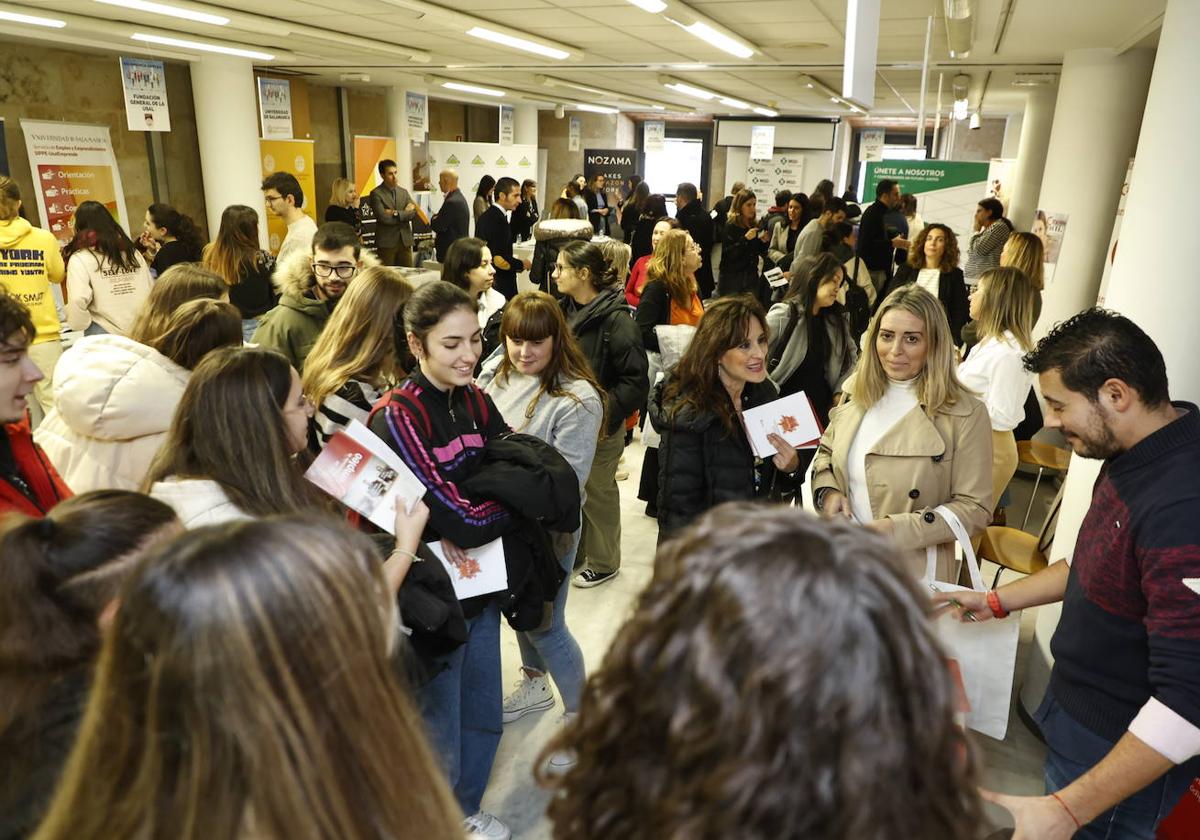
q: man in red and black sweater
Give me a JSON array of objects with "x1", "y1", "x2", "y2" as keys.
[
  {"x1": 939, "y1": 309, "x2": 1200, "y2": 839},
  {"x1": 0, "y1": 289, "x2": 70, "y2": 517}
]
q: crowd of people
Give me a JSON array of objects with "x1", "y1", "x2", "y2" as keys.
[{"x1": 0, "y1": 160, "x2": 1196, "y2": 840}]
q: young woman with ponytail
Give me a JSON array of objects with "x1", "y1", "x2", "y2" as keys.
[{"x1": 140, "y1": 203, "x2": 205, "y2": 277}]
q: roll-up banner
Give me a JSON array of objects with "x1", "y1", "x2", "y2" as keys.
[
  {"x1": 353, "y1": 135, "x2": 398, "y2": 251},
  {"x1": 260, "y1": 138, "x2": 316, "y2": 254}
]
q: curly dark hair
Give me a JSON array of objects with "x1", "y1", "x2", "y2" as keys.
[
  {"x1": 906, "y1": 222, "x2": 960, "y2": 271},
  {"x1": 0, "y1": 287, "x2": 35, "y2": 346},
  {"x1": 539, "y1": 503, "x2": 984, "y2": 840}
]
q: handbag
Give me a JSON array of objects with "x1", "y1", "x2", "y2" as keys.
[{"x1": 926, "y1": 505, "x2": 1021, "y2": 741}]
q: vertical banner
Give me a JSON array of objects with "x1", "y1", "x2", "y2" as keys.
[
  {"x1": 1096, "y1": 158, "x2": 1134, "y2": 306},
  {"x1": 984, "y1": 157, "x2": 1015, "y2": 215},
  {"x1": 21, "y1": 120, "x2": 129, "y2": 246},
  {"x1": 859, "y1": 128, "x2": 885, "y2": 161},
  {"x1": 499, "y1": 105, "x2": 515, "y2": 146},
  {"x1": 643, "y1": 120, "x2": 665, "y2": 152},
  {"x1": 353, "y1": 135, "x2": 397, "y2": 252},
  {"x1": 1033, "y1": 209, "x2": 1068, "y2": 287},
  {"x1": 406, "y1": 92, "x2": 427, "y2": 139},
  {"x1": 0, "y1": 118, "x2": 9, "y2": 176},
  {"x1": 119, "y1": 57, "x2": 170, "y2": 132},
  {"x1": 257, "y1": 77, "x2": 293, "y2": 139},
  {"x1": 260, "y1": 139, "x2": 316, "y2": 255},
  {"x1": 568, "y1": 117, "x2": 581, "y2": 152},
  {"x1": 583, "y1": 148, "x2": 642, "y2": 205},
  {"x1": 750, "y1": 125, "x2": 775, "y2": 161}
]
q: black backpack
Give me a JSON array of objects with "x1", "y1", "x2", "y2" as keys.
[{"x1": 844, "y1": 256, "x2": 872, "y2": 341}]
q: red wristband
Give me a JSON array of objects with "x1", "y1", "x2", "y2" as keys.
[
  {"x1": 1051, "y1": 792, "x2": 1082, "y2": 829},
  {"x1": 986, "y1": 590, "x2": 1009, "y2": 619}
]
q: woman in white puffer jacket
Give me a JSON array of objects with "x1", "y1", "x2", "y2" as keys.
[{"x1": 35, "y1": 299, "x2": 242, "y2": 492}]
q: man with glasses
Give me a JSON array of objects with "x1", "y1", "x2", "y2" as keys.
[
  {"x1": 251, "y1": 222, "x2": 377, "y2": 371},
  {"x1": 262, "y1": 171, "x2": 318, "y2": 265}
]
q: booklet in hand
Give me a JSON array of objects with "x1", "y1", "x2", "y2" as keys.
[
  {"x1": 429, "y1": 538, "x2": 508, "y2": 600},
  {"x1": 741, "y1": 391, "x2": 823, "y2": 459},
  {"x1": 304, "y1": 419, "x2": 427, "y2": 533}
]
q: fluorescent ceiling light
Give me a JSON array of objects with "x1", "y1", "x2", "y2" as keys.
[
  {"x1": 664, "y1": 81, "x2": 714, "y2": 101},
  {"x1": 625, "y1": 0, "x2": 667, "y2": 11},
  {"x1": 95, "y1": 0, "x2": 228, "y2": 25},
  {"x1": 466, "y1": 26, "x2": 568, "y2": 60},
  {"x1": 443, "y1": 81, "x2": 505, "y2": 97},
  {"x1": 574, "y1": 103, "x2": 618, "y2": 114},
  {"x1": 131, "y1": 32, "x2": 273, "y2": 59},
  {"x1": 683, "y1": 21, "x2": 753, "y2": 59},
  {"x1": 719, "y1": 97, "x2": 750, "y2": 110},
  {"x1": 753, "y1": 106, "x2": 779, "y2": 117},
  {"x1": 0, "y1": 9, "x2": 66, "y2": 27}
]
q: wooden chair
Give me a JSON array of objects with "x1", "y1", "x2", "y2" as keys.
[
  {"x1": 978, "y1": 479, "x2": 1064, "y2": 588},
  {"x1": 1016, "y1": 439, "x2": 1071, "y2": 530}
]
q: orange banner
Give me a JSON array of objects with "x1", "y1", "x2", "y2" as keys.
[{"x1": 260, "y1": 138, "x2": 317, "y2": 255}]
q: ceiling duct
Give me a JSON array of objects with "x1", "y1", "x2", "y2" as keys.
[{"x1": 943, "y1": 0, "x2": 975, "y2": 58}]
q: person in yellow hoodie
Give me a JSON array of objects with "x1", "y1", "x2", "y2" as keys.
[{"x1": 0, "y1": 176, "x2": 65, "y2": 427}]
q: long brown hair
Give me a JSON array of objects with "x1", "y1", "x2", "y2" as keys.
[
  {"x1": 495, "y1": 291, "x2": 605, "y2": 427},
  {"x1": 0, "y1": 491, "x2": 178, "y2": 731},
  {"x1": 727, "y1": 189, "x2": 758, "y2": 228},
  {"x1": 302, "y1": 266, "x2": 413, "y2": 408},
  {"x1": 129, "y1": 264, "x2": 228, "y2": 344},
  {"x1": 202, "y1": 204, "x2": 266, "y2": 287},
  {"x1": 145, "y1": 299, "x2": 243, "y2": 371},
  {"x1": 32, "y1": 518, "x2": 464, "y2": 840},
  {"x1": 142, "y1": 347, "x2": 325, "y2": 516},
  {"x1": 539, "y1": 503, "x2": 983, "y2": 840},
  {"x1": 663, "y1": 294, "x2": 765, "y2": 434},
  {"x1": 906, "y1": 223, "x2": 960, "y2": 271},
  {"x1": 645, "y1": 229, "x2": 696, "y2": 308}
]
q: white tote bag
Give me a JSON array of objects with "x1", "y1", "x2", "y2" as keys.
[{"x1": 926, "y1": 506, "x2": 1021, "y2": 741}]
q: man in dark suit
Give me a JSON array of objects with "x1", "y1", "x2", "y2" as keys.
[
  {"x1": 367, "y1": 159, "x2": 416, "y2": 267},
  {"x1": 474, "y1": 176, "x2": 527, "y2": 299},
  {"x1": 675, "y1": 182, "x2": 714, "y2": 300},
  {"x1": 858, "y1": 178, "x2": 906, "y2": 292},
  {"x1": 431, "y1": 169, "x2": 469, "y2": 262}
]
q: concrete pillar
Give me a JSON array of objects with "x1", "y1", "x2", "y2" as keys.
[
  {"x1": 514, "y1": 104, "x2": 538, "y2": 147},
  {"x1": 1035, "y1": 49, "x2": 1154, "y2": 336},
  {"x1": 190, "y1": 56, "x2": 266, "y2": 248},
  {"x1": 386, "y1": 88, "x2": 416, "y2": 191},
  {"x1": 1006, "y1": 85, "x2": 1056, "y2": 234},
  {"x1": 1000, "y1": 112, "x2": 1023, "y2": 158}
]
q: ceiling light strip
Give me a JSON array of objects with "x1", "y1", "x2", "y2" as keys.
[
  {"x1": 0, "y1": 9, "x2": 66, "y2": 27},
  {"x1": 130, "y1": 32, "x2": 274, "y2": 59},
  {"x1": 94, "y1": 0, "x2": 228, "y2": 26},
  {"x1": 465, "y1": 26, "x2": 568, "y2": 60}
]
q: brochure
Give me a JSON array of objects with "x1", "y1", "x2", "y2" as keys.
[
  {"x1": 303, "y1": 419, "x2": 427, "y2": 532},
  {"x1": 429, "y1": 538, "x2": 508, "y2": 600},
  {"x1": 741, "y1": 391, "x2": 823, "y2": 459}
]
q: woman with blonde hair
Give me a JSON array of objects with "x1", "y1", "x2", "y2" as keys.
[
  {"x1": 478, "y1": 291, "x2": 603, "y2": 749},
  {"x1": 31, "y1": 517, "x2": 463, "y2": 840},
  {"x1": 324, "y1": 176, "x2": 360, "y2": 228},
  {"x1": 302, "y1": 265, "x2": 414, "y2": 451},
  {"x1": 812, "y1": 285, "x2": 992, "y2": 581},
  {"x1": 130, "y1": 263, "x2": 228, "y2": 342},
  {"x1": 958, "y1": 266, "x2": 1037, "y2": 514},
  {"x1": 201, "y1": 205, "x2": 277, "y2": 341}
]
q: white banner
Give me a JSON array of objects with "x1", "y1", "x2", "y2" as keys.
[
  {"x1": 568, "y1": 117, "x2": 581, "y2": 152},
  {"x1": 750, "y1": 125, "x2": 775, "y2": 161},
  {"x1": 860, "y1": 128, "x2": 885, "y2": 161},
  {"x1": 406, "y1": 91, "x2": 427, "y2": 138},
  {"x1": 119, "y1": 57, "x2": 170, "y2": 132},
  {"x1": 643, "y1": 120, "x2": 665, "y2": 152},
  {"x1": 745, "y1": 150, "x2": 805, "y2": 207},
  {"x1": 427, "y1": 141, "x2": 539, "y2": 235},
  {"x1": 499, "y1": 105, "x2": 514, "y2": 146},
  {"x1": 21, "y1": 120, "x2": 129, "y2": 246},
  {"x1": 1097, "y1": 158, "x2": 1134, "y2": 307},
  {"x1": 257, "y1": 77, "x2": 293, "y2": 139}
]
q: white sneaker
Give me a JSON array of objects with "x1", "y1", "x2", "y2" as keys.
[
  {"x1": 543, "y1": 714, "x2": 578, "y2": 775},
  {"x1": 463, "y1": 811, "x2": 511, "y2": 840},
  {"x1": 502, "y1": 670, "x2": 554, "y2": 723}
]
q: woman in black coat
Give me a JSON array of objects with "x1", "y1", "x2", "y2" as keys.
[
  {"x1": 718, "y1": 190, "x2": 770, "y2": 300},
  {"x1": 650, "y1": 295, "x2": 799, "y2": 541},
  {"x1": 630, "y1": 193, "x2": 668, "y2": 263},
  {"x1": 882, "y1": 222, "x2": 970, "y2": 344}
]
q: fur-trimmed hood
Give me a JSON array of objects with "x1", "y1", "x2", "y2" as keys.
[
  {"x1": 532, "y1": 218, "x2": 594, "y2": 244},
  {"x1": 270, "y1": 246, "x2": 382, "y2": 299}
]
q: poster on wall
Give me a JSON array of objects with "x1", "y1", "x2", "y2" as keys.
[
  {"x1": 406, "y1": 92, "x2": 427, "y2": 139},
  {"x1": 568, "y1": 117, "x2": 581, "y2": 152},
  {"x1": 0, "y1": 118, "x2": 8, "y2": 176},
  {"x1": 21, "y1": 120, "x2": 129, "y2": 246},
  {"x1": 746, "y1": 150, "x2": 805, "y2": 209},
  {"x1": 1096, "y1": 158, "x2": 1134, "y2": 306},
  {"x1": 499, "y1": 105, "x2": 514, "y2": 146},
  {"x1": 119, "y1": 57, "x2": 170, "y2": 132},
  {"x1": 860, "y1": 128, "x2": 885, "y2": 162},
  {"x1": 260, "y1": 138, "x2": 316, "y2": 254},
  {"x1": 1033, "y1": 209, "x2": 1068, "y2": 286},
  {"x1": 257, "y1": 77, "x2": 293, "y2": 139},
  {"x1": 750, "y1": 125, "x2": 775, "y2": 161},
  {"x1": 426, "y1": 141, "x2": 538, "y2": 234},
  {"x1": 583, "y1": 148, "x2": 642, "y2": 204},
  {"x1": 353, "y1": 135, "x2": 398, "y2": 252},
  {"x1": 643, "y1": 120, "x2": 665, "y2": 152},
  {"x1": 864, "y1": 160, "x2": 989, "y2": 239}
]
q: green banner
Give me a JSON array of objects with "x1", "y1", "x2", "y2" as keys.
[{"x1": 864, "y1": 160, "x2": 989, "y2": 197}]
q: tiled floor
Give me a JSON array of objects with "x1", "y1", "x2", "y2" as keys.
[{"x1": 479, "y1": 434, "x2": 1060, "y2": 838}]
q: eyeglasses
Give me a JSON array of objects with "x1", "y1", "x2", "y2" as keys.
[
  {"x1": 312, "y1": 261, "x2": 358, "y2": 279},
  {"x1": 263, "y1": 193, "x2": 283, "y2": 204}
]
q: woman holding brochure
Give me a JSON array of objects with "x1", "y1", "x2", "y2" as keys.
[
  {"x1": 650, "y1": 294, "x2": 801, "y2": 540},
  {"x1": 369, "y1": 280, "x2": 515, "y2": 840},
  {"x1": 810, "y1": 286, "x2": 992, "y2": 582},
  {"x1": 477, "y1": 290, "x2": 603, "y2": 756}
]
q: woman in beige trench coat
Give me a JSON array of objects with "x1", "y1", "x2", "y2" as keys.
[{"x1": 811, "y1": 286, "x2": 993, "y2": 581}]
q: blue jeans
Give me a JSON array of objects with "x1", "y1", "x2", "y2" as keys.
[
  {"x1": 1036, "y1": 692, "x2": 1200, "y2": 839},
  {"x1": 516, "y1": 530, "x2": 586, "y2": 714},
  {"x1": 84, "y1": 321, "x2": 107, "y2": 336},
  {"x1": 241, "y1": 318, "x2": 259, "y2": 343},
  {"x1": 419, "y1": 600, "x2": 502, "y2": 817}
]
